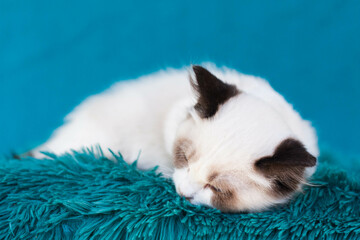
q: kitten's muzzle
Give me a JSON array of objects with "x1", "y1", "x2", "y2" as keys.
[{"x1": 178, "y1": 191, "x2": 194, "y2": 201}]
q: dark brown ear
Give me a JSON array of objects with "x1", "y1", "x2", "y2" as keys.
[
  {"x1": 255, "y1": 138, "x2": 317, "y2": 196},
  {"x1": 190, "y1": 65, "x2": 239, "y2": 118}
]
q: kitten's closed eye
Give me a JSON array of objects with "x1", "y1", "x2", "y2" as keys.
[
  {"x1": 173, "y1": 139, "x2": 196, "y2": 168},
  {"x1": 204, "y1": 184, "x2": 221, "y2": 193}
]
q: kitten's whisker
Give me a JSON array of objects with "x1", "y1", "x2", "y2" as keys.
[
  {"x1": 153, "y1": 163, "x2": 174, "y2": 178},
  {"x1": 301, "y1": 180, "x2": 323, "y2": 187}
]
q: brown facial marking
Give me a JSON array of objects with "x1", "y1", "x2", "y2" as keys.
[
  {"x1": 191, "y1": 65, "x2": 240, "y2": 119},
  {"x1": 210, "y1": 184, "x2": 238, "y2": 212},
  {"x1": 255, "y1": 138, "x2": 317, "y2": 197},
  {"x1": 173, "y1": 138, "x2": 195, "y2": 168},
  {"x1": 205, "y1": 173, "x2": 238, "y2": 212}
]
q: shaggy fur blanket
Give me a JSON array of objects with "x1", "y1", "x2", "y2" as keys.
[{"x1": 0, "y1": 150, "x2": 359, "y2": 239}]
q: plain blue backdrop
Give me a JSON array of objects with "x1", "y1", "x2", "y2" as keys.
[{"x1": 1, "y1": 1, "x2": 359, "y2": 162}]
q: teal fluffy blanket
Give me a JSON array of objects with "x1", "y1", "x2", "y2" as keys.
[{"x1": 0, "y1": 150, "x2": 359, "y2": 239}]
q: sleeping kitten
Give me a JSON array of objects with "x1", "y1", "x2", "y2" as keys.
[{"x1": 32, "y1": 64, "x2": 318, "y2": 212}]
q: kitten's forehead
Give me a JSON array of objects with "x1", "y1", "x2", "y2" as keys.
[{"x1": 193, "y1": 94, "x2": 294, "y2": 163}]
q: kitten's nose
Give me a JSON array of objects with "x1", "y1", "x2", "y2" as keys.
[{"x1": 179, "y1": 191, "x2": 193, "y2": 201}]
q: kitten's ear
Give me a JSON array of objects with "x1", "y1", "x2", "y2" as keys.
[
  {"x1": 255, "y1": 138, "x2": 317, "y2": 196},
  {"x1": 190, "y1": 65, "x2": 239, "y2": 118}
]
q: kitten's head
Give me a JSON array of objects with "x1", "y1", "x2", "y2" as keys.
[{"x1": 170, "y1": 65, "x2": 317, "y2": 212}]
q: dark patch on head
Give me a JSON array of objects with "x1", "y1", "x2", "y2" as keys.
[
  {"x1": 173, "y1": 139, "x2": 194, "y2": 168},
  {"x1": 190, "y1": 65, "x2": 240, "y2": 118},
  {"x1": 255, "y1": 138, "x2": 317, "y2": 197}
]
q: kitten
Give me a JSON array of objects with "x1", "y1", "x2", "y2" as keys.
[{"x1": 32, "y1": 64, "x2": 318, "y2": 212}]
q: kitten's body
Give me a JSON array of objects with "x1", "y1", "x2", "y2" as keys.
[
  {"x1": 33, "y1": 64, "x2": 318, "y2": 212},
  {"x1": 34, "y1": 69, "x2": 191, "y2": 173}
]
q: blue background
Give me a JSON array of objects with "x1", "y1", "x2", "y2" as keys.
[{"x1": 1, "y1": 1, "x2": 359, "y2": 161}]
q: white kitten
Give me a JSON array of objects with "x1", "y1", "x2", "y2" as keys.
[{"x1": 33, "y1": 64, "x2": 318, "y2": 212}]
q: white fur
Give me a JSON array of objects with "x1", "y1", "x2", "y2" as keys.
[{"x1": 33, "y1": 64, "x2": 319, "y2": 211}]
